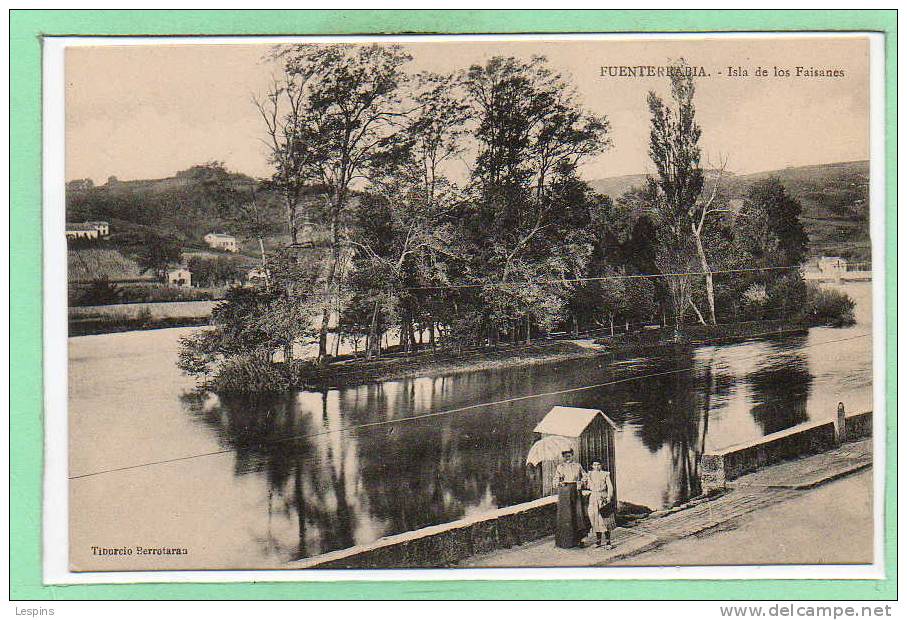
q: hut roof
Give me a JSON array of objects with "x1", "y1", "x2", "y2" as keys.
[{"x1": 533, "y1": 406, "x2": 617, "y2": 437}]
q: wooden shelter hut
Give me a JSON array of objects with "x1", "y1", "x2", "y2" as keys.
[{"x1": 531, "y1": 406, "x2": 618, "y2": 504}]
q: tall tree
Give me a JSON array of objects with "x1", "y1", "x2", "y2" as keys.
[
  {"x1": 462, "y1": 55, "x2": 610, "y2": 341},
  {"x1": 646, "y1": 61, "x2": 727, "y2": 326},
  {"x1": 254, "y1": 66, "x2": 317, "y2": 245},
  {"x1": 273, "y1": 43, "x2": 414, "y2": 359},
  {"x1": 740, "y1": 177, "x2": 809, "y2": 266}
]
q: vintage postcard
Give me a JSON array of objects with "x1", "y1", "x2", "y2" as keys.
[{"x1": 43, "y1": 32, "x2": 885, "y2": 580}]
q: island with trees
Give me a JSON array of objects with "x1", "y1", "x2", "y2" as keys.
[{"x1": 67, "y1": 44, "x2": 859, "y2": 391}]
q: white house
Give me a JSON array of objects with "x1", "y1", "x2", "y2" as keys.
[
  {"x1": 167, "y1": 267, "x2": 192, "y2": 288},
  {"x1": 65, "y1": 223, "x2": 100, "y2": 240},
  {"x1": 204, "y1": 232, "x2": 239, "y2": 252},
  {"x1": 85, "y1": 221, "x2": 109, "y2": 236},
  {"x1": 805, "y1": 256, "x2": 848, "y2": 282}
]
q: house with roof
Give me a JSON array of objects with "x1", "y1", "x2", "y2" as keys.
[
  {"x1": 204, "y1": 232, "x2": 239, "y2": 252},
  {"x1": 166, "y1": 267, "x2": 192, "y2": 288},
  {"x1": 65, "y1": 222, "x2": 101, "y2": 240},
  {"x1": 85, "y1": 221, "x2": 109, "y2": 236},
  {"x1": 803, "y1": 256, "x2": 848, "y2": 282}
]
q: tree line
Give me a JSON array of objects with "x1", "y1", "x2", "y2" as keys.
[{"x1": 180, "y1": 44, "x2": 830, "y2": 383}]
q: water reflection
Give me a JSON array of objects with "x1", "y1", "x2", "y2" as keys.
[
  {"x1": 180, "y1": 336, "x2": 815, "y2": 559},
  {"x1": 68, "y1": 282, "x2": 871, "y2": 568}
]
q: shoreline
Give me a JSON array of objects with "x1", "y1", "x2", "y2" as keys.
[
  {"x1": 298, "y1": 320, "x2": 811, "y2": 390},
  {"x1": 68, "y1": 316, "x2": 210, "y2": 337},
  {"x1": 68, "y1": 317, "x2": 811, "y2": 386}
]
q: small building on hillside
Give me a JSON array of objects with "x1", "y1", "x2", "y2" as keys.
[
  {"x1": 246, "y1": 266, "x2": 269, "y2": 284},
  {"x1": 804, "y1": 256, "x2": 848, "y2": 282},
  {"x1": 85, "y1": 221, "x2": 109, "y2": 237},
  {"x1": 531, "y1": 406, "x2": 618, "y2": 500},
  {"x1": 65, "y1": 221, "x2": 109, "y2": 239},
  {"x1": 167, "y1": 267, "x2": 192, "y2": 288},
  {"x1": 65, "y1": 223, "x2": 100, "y2": 240},
  {"x1": 66, "y1": 178, "x2": 94, "y2": 192},
  {"x1": 204, "y1": 232, "x2": 239, "y2": 252}
]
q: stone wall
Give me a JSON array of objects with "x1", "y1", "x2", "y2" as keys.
[
  {"x1": 844, "y1": 410, "x2": 873, "y2": 441},
  {"x1": 296, "y1": 411, "x2": 873, "y2": 569},
  {"x1": 295, "y1": 496, "x2": 558, "y2": 569},
  {"x1": 700, "y1": 411, "x2": 872, "y2": 494}
]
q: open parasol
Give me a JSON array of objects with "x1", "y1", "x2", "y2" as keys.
[{"x1": 525, "y1": 435, "x2": 574, "y2": 466}]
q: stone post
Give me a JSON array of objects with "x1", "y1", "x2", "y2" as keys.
[
  {"x1": 699, "y1": 453, "x2": 726, "y2": 495},
  {"x1": 834, "y1": 402, "x2": 846, "y2": 445}
]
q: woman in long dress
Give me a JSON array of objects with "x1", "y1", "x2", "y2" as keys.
[
  {"x1": 554, "y1": 449, "x2": 588, "y2": 548},
  {"x1": 585, "y1": 461, "x2": 617, "y2": 548}
]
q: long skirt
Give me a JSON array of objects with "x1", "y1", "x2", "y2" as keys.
[
  {"x1": 588, "y1": 493, "x2": 617, "y2": 534},
  {"x1": 555, "y1": 482, "x2": 589, "y2": 548}
]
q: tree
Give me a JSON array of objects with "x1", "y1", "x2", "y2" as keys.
[
  {"x1": 462, "y1": 55, "x2": 610, "y2": 341},
  {"x1": 186, "y1": 255, "x2": 245, "y2": 288},
  {"x1": 646, "y1": 60, "x2": 727, "y2": 326},
  {"x1": 346, "y1": 72, "x2": 467, "y2": 356},
  {"x1": 269, "y1": 43, "x2": 414, "y2": 360},
  {"x1": 740, "y1": 177, "x2": 809, "y2": 266},
  {"x1": 134, "y1": 232, "x2": 182, "y2": 282},
  {"x1": 178, "y1": 248, "x2": 320, "y2": 382},
  {"x1": 254, "y1": 66, "x2": 317, "y2": 245}
]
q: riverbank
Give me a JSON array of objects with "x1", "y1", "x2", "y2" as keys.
[
  {"x1": 457, "y1": 437, "x2": 872, "y2": 568},
  {"x1": 68, "y1": 300, "x2": 216, "y2": 336},
  {"x1": 291, "y1": 410, "x2": 872, "y2": 568},
  {"x1": 297, "y1": 320, "x2": 810, "y2": 389}
]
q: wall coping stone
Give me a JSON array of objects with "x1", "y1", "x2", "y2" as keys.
[{"x1": 294, "y1": 495, "x2": 558, "y2": 568}]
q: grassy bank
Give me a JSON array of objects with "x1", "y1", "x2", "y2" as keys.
[
  {"x1": 68, "y1": 301, "x2": 215, "y2": 336},
  {"x1": 69, "y1": 315, "x2": 210, "y2": 337},
  {"x1": 298, "y1": 340, "x2": 607, "y2": 389},
  {"x1": 293, "y1": 319, "x2": 811, "y2": 390}
]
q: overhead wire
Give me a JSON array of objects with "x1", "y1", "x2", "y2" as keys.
[{"x1": 69, "y1": 331, "x2": 872, "y2": 481}]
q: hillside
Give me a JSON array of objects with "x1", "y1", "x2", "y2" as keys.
[
  {"x1": 65, "y1": 165, "x2": 286, "y2": 257},
  {"x1": 588, "y1": 160, "x2": 870, "y2": 262}
]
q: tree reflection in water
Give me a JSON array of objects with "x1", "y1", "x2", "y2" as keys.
[{"x1": 180, "y1": 336, "x2": 815, "y2": 560}]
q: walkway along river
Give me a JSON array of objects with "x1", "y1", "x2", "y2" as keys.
[{"x1": 67, "y1": 282, "x2": 873, "y2": 570}]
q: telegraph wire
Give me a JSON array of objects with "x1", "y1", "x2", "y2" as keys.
[{"x1": 68, "y1": 331, "x2": 872, "y2": 481}]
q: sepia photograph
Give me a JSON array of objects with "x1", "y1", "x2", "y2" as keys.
[{"x1": 55, "y1": 34, "x2": 880, "y2": 574}]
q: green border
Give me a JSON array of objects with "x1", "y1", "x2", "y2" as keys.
[{"x1": 9, "y1": 9, "x2": 897, "y2": 600}]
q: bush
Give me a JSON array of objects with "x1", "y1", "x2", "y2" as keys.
[
  {"x1": 764, "y1": 273, "x2": 810, "y2": 321},
  {"x1": 804, "y1": 284, "x2": 856, "y2": 327},
  {"x1": 210, "y1": 355, "x2": 301, "y2": 394},
  {"x1": 76, "y1": 277, "x2": 123, "y2": 306}
]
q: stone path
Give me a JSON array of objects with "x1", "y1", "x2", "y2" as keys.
[{"x1": 458, "y1": 438, "x2": 872, "y2": 568}]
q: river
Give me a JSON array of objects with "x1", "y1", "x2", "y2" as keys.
[{"x1": 68, "y1": 281, "x2": 873, "y2": 570}]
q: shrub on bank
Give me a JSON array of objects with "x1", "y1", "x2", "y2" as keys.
[
  {"x1": 803, "y1": 284, "x2": 856, "y2": 327},
  {"x1": 209, "y1": 355, "x2": 304, "y2": 394}
]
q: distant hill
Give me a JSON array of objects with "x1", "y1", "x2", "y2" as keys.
[
  {"x1": 588, "y1": 160, "x2": 870, "y2": 262},
  {"x1": 65, "y1": 165, "x2": 287, "y2": 257}
]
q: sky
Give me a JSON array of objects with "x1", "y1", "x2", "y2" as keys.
[{"x1": 65, "y1": 36, "x2": 870, "y2": 184}]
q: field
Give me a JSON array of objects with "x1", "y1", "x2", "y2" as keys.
[
  {"x1": 67, "y1": 247, "x2": 146, "y2": 282},
  {"x1": 69, "y1": 300, "x2": 218, "y2": 320},
  {"x1": 68, "y1": 300, "x2": 217, "y2": 336}
]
